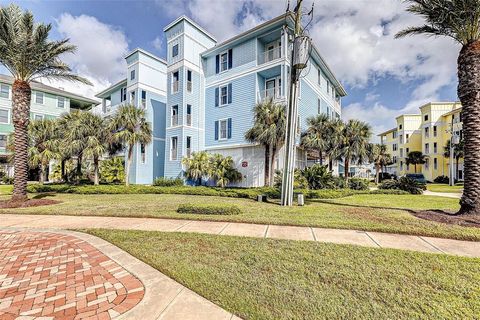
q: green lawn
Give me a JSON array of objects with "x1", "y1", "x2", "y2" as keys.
[
  {"x1": 427, "y1": 183, "x2": 464, "y2": 193},
  {"x1": 1, "y1": 192, "x2": 478, "y2": 241},
  {"x1": 0, "y1": 184, "x2": 12, "y2": 195},
  {"x1": 85, "y1": 229, "x2": 480, "y2": 320}
]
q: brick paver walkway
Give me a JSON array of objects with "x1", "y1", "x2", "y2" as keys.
[{"x1": 0, "y1": 230, "x2": 144, "y2": 320}]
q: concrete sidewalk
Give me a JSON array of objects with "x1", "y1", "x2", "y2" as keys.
[
  {"x1": 1, "y1": 214, "x2": 479, "y2": 258},
  {"x1": 423, "y1": 190, "x2": 462, "y2": 199}
]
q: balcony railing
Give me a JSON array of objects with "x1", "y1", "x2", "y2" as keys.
[
  {"x1": 186, "y1": 148, "x2": 191, "y2": 158},
  {"x1": 259, "y1": 47, "x2": 282, "y2": 64},
  {"x1": 171, "y1": 149, "x2": 178, "y2": 161},
  {"x1": 186, "y1": 114, "x2": 192, "y2": 126},
  {"x1": 172, "y1": 81, "x2": 179, "y2": 93},
  {"x1": 171, "y1": 114, "x2": 178, "y2": 126},
  {"x1": 259, "y1": 87, "x2": 284, "y2": 101},
  {"x1": 141, "y1": 99, "x2": 146, "y2": 109},
  {"x1": 187, "y1": 81, "x2": 192, "y2": 92}
]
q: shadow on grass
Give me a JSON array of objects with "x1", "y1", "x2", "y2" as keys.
[{"x1": 32, "y1": 193, "x2": 57, "y2": 200}]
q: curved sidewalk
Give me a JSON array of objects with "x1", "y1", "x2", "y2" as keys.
[
  {"x1": 0, "y1": 228, "x2": 238, "y2": 320},
  {"x1": 0, "y1": 214, "x2": 479, "y2": 258}
]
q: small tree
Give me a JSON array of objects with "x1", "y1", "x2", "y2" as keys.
[
  {"x1": 300, "y1": 114, "x2": 331, "y2": 165},
  {"x1": 406, "y1": 151, "x2": 426, "y2": 173},
  {"x1": 27, "y1": 119, "x2": 58, "y2": 184},
  {"x1": 182, "y1": 151, "x2": 211, "y2": 186},
  {"x1": 208, "y1": 153, "x2": 242, "y2": 188},
  {"x1": 109, "y1": 104, "x2": 152, "y2": 186},
  {"x1": 82, "y1": 113, "x2": 111, "y2": 185},
  {"x1": 444, "y1": 138, "x2": 465, "y2": 180},
  {"x1": 369, "y1": 144, "x2": 392, "y2": 184}
]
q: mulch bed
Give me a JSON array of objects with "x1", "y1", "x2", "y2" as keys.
[
  {"x1": 412, "y1": 210, "x2": 480, "y2": 228},
  {"x1": 0, "y1": 198, "x2": 60, "y2": 209}
]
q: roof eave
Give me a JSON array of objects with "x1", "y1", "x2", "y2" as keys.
[{"x1": 95, "y1": 78, "x2": 128, "y2": 98}]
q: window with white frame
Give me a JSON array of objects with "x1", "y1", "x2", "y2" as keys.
[
  {"x1": 433, "y1": 125, "x2": 437, "y2": 137},
  {"x1": 317, "y1": 69, "x2": 321, "y2": 86},
  {"x1": 425, "y1": 143, "x2": 430, "y2": 154},
  {"x1": 34, "y1": 114, "x2": 44, "y2": 121},
  {"x1": 219, "y1": 119, "x2": 228, "y2": 140},
  {"x1": 130, "y1": 70, "x2": 135, "y2": 80},
  {"x1": 317, "y1": 98, "x2": 321, "y2": 114},
  {"x1": 186, "y1": 104, "x2": 192, "y2": 126},
  {"x1": 171, "y1": 137, "x2": 178, "y2": 160},
  {"x1": 120, "y1": 87, "x2": 127, "y2": 102},
  {"x1": 220, "y1": 85, "x2": 228, "y2": 105},
  {"x1": 424, "y1": 127, "x2": 429, "y2": 138},
  {"x1": 434, "y1": 157, "x2": 438, "y2": 170},
  {"x1": 172, "y1": 44, "x2": 179, "y2": 58},
  {"x1": 171, "y1": 105, "x2": 178, "y2": 126},
  {"x1": 186, "y1": 136, "x2": 192, "y2": 158},
  {"x1": 433, "y1": 142, "x2": 437, "y2": 154},
  {"x1": 187, "y1": 70, "x2": 192, "y2": 92},
  {"x1": 0, "y1": 84, "x2": 9, "y2": 99},
  {"x1": 220, "y1": 52, "x2": 228, "y2": 72},
  {"x1": 0, "y1": 135, "x2": 6, "y2": 148},
  {"x1": 140, "y1": 143, "x2": 146, "y2": 164},
  {"x1": 141, "y1": 90, "x2": 146, "y2": 108},
  {"x1": 35, "y1": 92, "x2": 44, "y2": 104},
  {"x1": 172, "y1": 71, "x2": 179, "y2": 93},
  {"x1": 130, "y1": 91, "x2": 135, "y2": 104},
  {"x1": 0, "y1": 109, "x2": 8, "y2": 123},
  {"x1": 57, "y1": 96, "x2": 65, "y2": 108}
]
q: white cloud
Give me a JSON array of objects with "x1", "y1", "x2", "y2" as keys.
[
  {"x1": 51, "y1": 13, "x2": 130, "y2": 99},
  {"x1": 152, "y1": 36, "x2": 163, "y2": 52}
]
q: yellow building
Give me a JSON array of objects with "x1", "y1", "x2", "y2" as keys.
[{"x1": 379, "y1": 102, "x2": 463, "y2": 182}]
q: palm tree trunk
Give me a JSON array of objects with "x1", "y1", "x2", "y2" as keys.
[
  {"x1": 93, "y1": 156, "x2": 99, "y2": 186},
  {"x1": 76, "y1": 154, "x2": 82, "y2": 183},
  {"x1": 328, "y1": 159, "x2": 333, "y2": 171},
  {"x1": 344, "y1": 158, "x2": 350, "y2": 182},
  {"x1": 456, "y1": 156, "x2": 460, "y2": 182},
  {"x1": 319, "y1": 150, "x2": 323, "y2": 166},
  {"x1": 458, "y1": 40, "x2": 480, "y2": 215},
  {"x1": 61, "y1": 158, "x2": 66, "y2": 182},
  {"x1": 125, "y1": 145, "x2": 133, "y2": 186},
  {"x1": 11, "y1": 80, "x2": 31, "y2": 202},
  {"x1": 270, "y1": 146, "x2": 277, "y2": 187},
  {"x1": 375, "y1": 164, "x2": 380, "y2": 185},
  {"x1": 264, "y1": 144, "x2": 270, "y2": 187},
  {"x1": 39, "y1": 165, "x2": 45, "y2": 185}
]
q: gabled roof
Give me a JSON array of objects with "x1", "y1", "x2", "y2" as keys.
[
  {"x1": 95, "y1": 78, "x2": 127, "y2": 99},
  {"x1": 125, "y1": 48, "x2": 167, "y2": 65},
  {"x1": 163, "y1": 15, "x2": 217, "y2": 42},
  {"x1": 377, "y1": 128, "x2": 397, "y2": 136},
  {"x1": 0, "y1": 74, "x2": 98, "y2": 106}
]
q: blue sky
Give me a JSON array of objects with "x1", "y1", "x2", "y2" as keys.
[{"x1": 3, "y1": 0, "x2": 461, "y2": 138}]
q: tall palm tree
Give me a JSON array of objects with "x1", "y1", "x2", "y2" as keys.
[
  {"x1": 369, "y1": 143, "x2": 392, "y2": 184},
  {"x1": 325, "y1": 118, "x2": 345, "y2": 171},
  {"x1": 182, "y1": 151, "x2": 210, "y2": 186},
  {"x1": 0, "y1": 4, "x2": 91, "y2": 201},
  {"x1": 109, "y1": 104, "x2": 152, "y2": 186},
  {"x1": 444, "y1": 138, "x2": 465, "y2": 180},
  {"x1": 300, "y1": 114, "x2": 330, "y2": 165},
  {"x1": 82, "y1": 113, "x2": 111, "y2": 185},
  {"x1": 27, "y1": 119, "x2": 58, "y2": 184},
  {"x1": 405, "y1": 151, "x2": 426, "y2": 173},
  {"x1": 338, "y1": 119, "x2": 372, "y2": 182},
  {"x1": 245, "y1": 97, "x2": 286, "y2": 186},
  {"x1": 396, "y1": 0, "x2": 480, "y2": 214}
]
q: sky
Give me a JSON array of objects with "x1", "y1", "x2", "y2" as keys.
[{"x1": 1, "y1": 0, "x2": 461, "y2": 139}]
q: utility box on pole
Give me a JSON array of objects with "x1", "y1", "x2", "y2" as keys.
[{"x1": 293, "y1": 36, "x2": 310, "y2": 70}]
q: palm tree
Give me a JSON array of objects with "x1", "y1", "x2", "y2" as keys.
[
  {"x1": 182, "y1": 151, "x2": 210, "y2": 185},
  {"x1": 27, "y1": 119, "x2": 59, "y2": 184},
  {"x1": 396, "y1": 0, "x2": 480, "y2": 214},
  {"x1": 300, "y1": 114, "x2": 330, "y2": 165},
  {"x1": 58, "y1": 111, "x2": 89, "y2": 182},
  {"x1": 109, "y1": 104, "x2": 152, "y2": 186},
  {"x1": 405, "y1": 151, "x2": 426, "y2": 173},
  {"x1": 325, "y1": 118, "x2": 344, "y2": 171},
  {"x1": 338, "y1": 120, "x2": 372, "y2": 182},
  {"x1": 82, "y1": 113, "x2": 111, "y2": 185},
  {"x1": 444, "y1": 138, "x2": 465, "y2": 181},
  {"x1": 245, "y1": 97, "x2": 286, "y2": 186},
  {"x1": 369, "y1": 143, "x2": 392, "y2": 184},
  {"x1": 208, "y1": 153, "x2": 242, "y2": 188},
  {"x1": 0, "y1": 4, "x2": 91, "y2": 201}
]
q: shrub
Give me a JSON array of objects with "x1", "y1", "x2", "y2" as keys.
[
  {"x1": 100, "y1": 157, "x2": 125, "y2": 184},
  {"x1": 301, "y1": 164, "x2": 336, "y2": 190},
  {"x1": 274, "y1": 169, "x2": 309, "y2": 189},
  {"x1": 348, "y1": 178, "x2": 369, "y2": 190},
  {"x1": 2, "y1": 176, "x2": 13, "y2": 185},
  {"x1": 433, "y1": 175, "x2": 450, "y2": 184},
  {"x1": 177, "y1": 203, "x2": 241, "y2": 215},
  {"x1": 153, "y1": 177, "x2": 184, "y2": 187},
  {"x1": 379, "y1": 177, "x2": 426, "y2": 194}
]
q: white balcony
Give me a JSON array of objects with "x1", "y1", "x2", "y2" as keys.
[
  {"x1": 258, "y1": 47, "x2": 282, "y2": 65},
  {"x1": 172, "y1": 81, "x2": 179, "y2": 93},
  {"x1": 186, "y1": 114, "x2": 192, "y2": 126},
  {"x1": 171, "y1": 114, "x2": 178, "y2": 126},
  {"x1": 187, "y1": 81, "x2": 192, "y2": 92},
  {"x1": 259, "y1": 87, "x2": 284, "y2": 102}
]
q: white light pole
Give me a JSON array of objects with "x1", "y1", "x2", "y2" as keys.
[
  {"x1": 450, "y1": 134, "x2": 460, "y2": 186},
  {"x1": 281, "y1": 0, "x2": 311, "y2": 206}
]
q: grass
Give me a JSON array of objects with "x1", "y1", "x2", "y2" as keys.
[
  {"x1": 1, "y1": 192, "x2": 477, "y2": 241},
  {"x1": 85, "y1": 229, "x2": 480, "y2": 320},
  {"x1": 0, "y1": 184, "x2": 12, "y2": 195},
  {"x1": 427, "y1": 183, "x2": 464, "y2": 193}
]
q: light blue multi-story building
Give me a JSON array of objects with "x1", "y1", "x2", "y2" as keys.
[{"x1": 96, "y1": 13, "x2": 346, "y2": 186}]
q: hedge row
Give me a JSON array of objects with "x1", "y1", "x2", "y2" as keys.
[
  {"x1": 177, "y1": 204, "x2": 241, "y2": 215},
  {"x1": 26, "y1": 184, "x2": 408, "y2": 200}
]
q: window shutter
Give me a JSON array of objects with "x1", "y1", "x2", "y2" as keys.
[
  {"x1": 214, "y1": 121, "x2": 219, "y2": 140},
  {"x1": 215, "y1": 55, "x2": 220, "y2": 74},
  {"x1": 227, "y1": 118, "x2": 232, "y2": 139},
  {"x1": 215, "y1": 88, "x2": 219, "y2": 107},
  {"x1": 228, "y1": 49, "x2": 233, "y2": 69},
  {"x1": 228, "y1": 83, "x2": 232, "y2": 104}
]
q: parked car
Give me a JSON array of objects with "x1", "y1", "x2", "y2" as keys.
[{"x1": 404, "y1": 173, "x2": 427, "y2": 184}]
